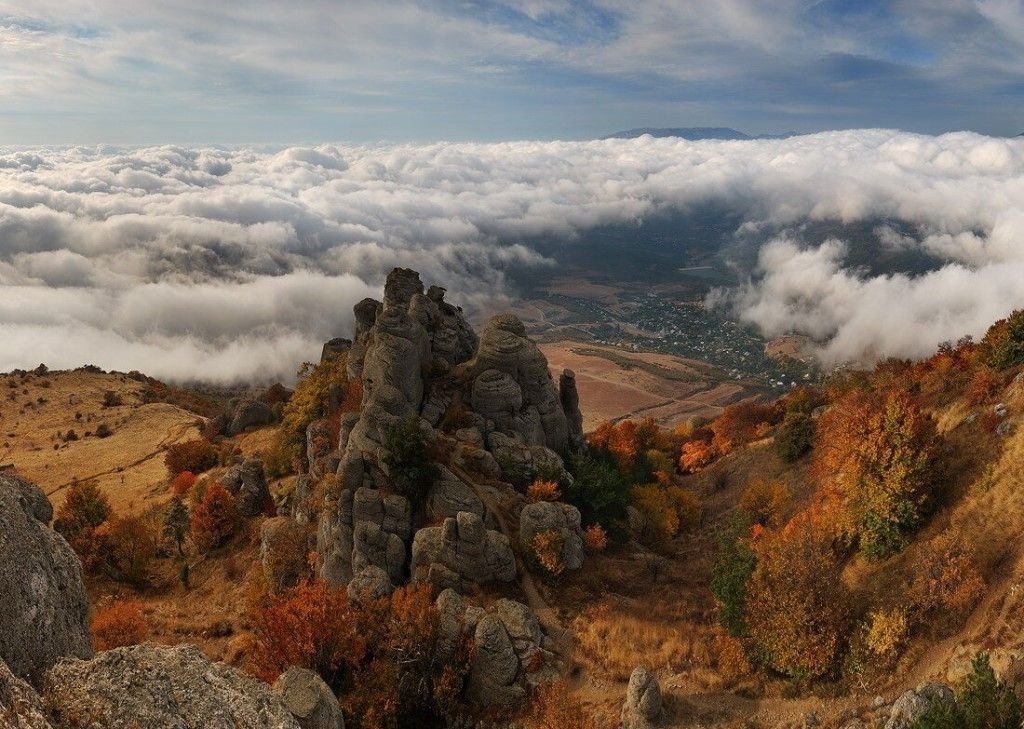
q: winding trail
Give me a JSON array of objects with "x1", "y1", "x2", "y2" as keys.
[{"x1": 447, "y1": 461, "x2": 575, "y2": 659}]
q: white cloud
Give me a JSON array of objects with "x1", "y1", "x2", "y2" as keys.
[{"x1": 0, "y1": 130, "x2": 1023, "y2": 380}]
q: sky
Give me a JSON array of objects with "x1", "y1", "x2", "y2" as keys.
[{"x1": 0, "y1": 0, "x2": 1022, "y2": 144}]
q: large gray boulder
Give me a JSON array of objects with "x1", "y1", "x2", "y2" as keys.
[
  {"x1": 318, "y1": 487, "x2": 411, "y2": 586},
  {"x1": 427, "y1": 466, "x2": 485, "y2": 521},
  {"x1": 621, "y1": 667, "x2": 663, "y2": 729},
  {"x1": 221, "y1": 457, "x2": 272, "y2": 518},
  {"x1": 273, "y1": 667, "x2": 344, "y2": 729},
  {"x1": 1, "y1": 658, "x2": 54, "y2": 728},
  {"x1": 410, "y1": 511, "x2": 516, "y2": 592},
  {"x1": 43, "y1": 643, "x2": 301, "y2": 729},
  {"x1": 520, "y1": 500, "x2": 585, "y2": 572},
  {"x1": 885, "y1": 683, "x2": 954, "y2": 729},
  {"x1": 227, "y1": 398, "x2": 276, "y2": 436},
  {"x1": 0, "y1": 474, "x2": 92, "y2": 680}
]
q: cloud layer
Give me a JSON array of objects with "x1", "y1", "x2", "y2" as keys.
[{"x1": 0, "y1": 130, "x2": 1022, "y2": 381}]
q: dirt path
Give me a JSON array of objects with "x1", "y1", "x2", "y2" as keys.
[
  {"x1": 447, "y1": 462, "x2": 574, "y2": 658},
  {"x1": 45, "y1": 420, "x2": 195, "y2": 498}
]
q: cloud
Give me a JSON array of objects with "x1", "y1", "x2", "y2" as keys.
[{"x1": 0, "y1": 131, "x2": 1023, "y2": 380}]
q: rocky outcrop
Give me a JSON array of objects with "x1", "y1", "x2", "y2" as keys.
[
  {"x1": 1, "y1": 658, "x2": 53, "y2": 729},
  {"x1": 306, "y1": 419, "x2": 337, "y2": 481},
  {"x1": 222, "y1": 457, "x2": 272, "y2": 517},
  {"x1": 347, "y1": 565, "x2": 394, "y2": 603},
  {"x1": 519, "y1": 500, "x2": 585, "y2": 572},
  {"x1": 621, "y1": 667, "x2": 663, "y2": 729},
  {"x1": 411, "y1": 512, "x2": 516, "y2": 592},
  {"x1": 260, "y1": 517, "x2": 309, "y2": 593},
  {"x1": 273, "y1": 667, "x2": 345, "y2": 729},
  {"x1": 227, "y1": 398, "x2": 276, "y2": 437},
  {"x1": 0, "y1": 474, "x2": 92, "y2": 680},
  {"x1": 559, "y1": 369, "x2": 584, "y2": 449},
  {"x1": 44, "y1": 643, "x2": 301, "y2": 729},
  {"x1": 884, "y1": 683, "x2": 954, "y2": 729},
  {"x1": 318, "y1": 487, "x2": 411, "y2": 585},
  {"x1": 320, "y1": 337, "x2": 352, "y2": 364},
  {"x1": 427, "y1": 466, "x2": 485, "y2": 521}
]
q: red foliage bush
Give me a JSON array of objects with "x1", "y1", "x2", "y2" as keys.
[
  {"x1": 164, "y1": 438, "x2": 219, "y2": 475},
  {"x1": 171, "y1": 470, "x2": 197, "y2": 496},
  {"x1": 190, "y1": 483, "x2": 237, "y2": 552},
  {"x1": 91, "y1": 600, "x2": 148, "y2": 650}
]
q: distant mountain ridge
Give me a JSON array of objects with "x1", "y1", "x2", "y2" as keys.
[{"x1": 603, "y1": 127, "x2": 796, "y2": 141}]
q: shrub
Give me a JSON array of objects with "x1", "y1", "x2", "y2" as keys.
[
  {"x1": 383, "y1": 416, "x2": 439, "y2": 508},
  {"x1": 278, "y1": 354, "x2": 350, "y2": 467},
  {"x1": 711, "y1": 401, "x2": 782, "y2": 454},
  {"x1": 679, "y1": 439, "x2": 718, "y2": 473},
  {"x1": 907, "y1": 535, "x2": 984, "y2": 627},
  {"x1": 102, "y1": 390, "x2": 123, "y2": 408},
  {"x1": 95, "y1": 423, "x2": 112, "y2": 438},
  {"x1": 582, "y1": 524, "x2": 608, "y2": 552},
  {"x1": 865, "y1": 607, "x2": 909, "y2": 658},
  {"x1": 714, "y1": 628, "x2": 752, "y2": 684},
  {"x1": 190, "y1": 483, "x2": 237, "y2": 552},
  {"x1": 164, "y1": 438, "x2": 219, "y2": 475},
  {"x1": 979, "y1": 309, "x2": 1024, "y2": 371},
  {"x1": 251, "y1": 579, "x2": 366, "y2": 686},
  {"x1": 91, "y1": 600, "x2": 148, "y2": 651},
  {"x1": 171, "y1": 470, "x2": 197, "y2": 496},
  {"x1": 523, "y1": 682, "x2": 601, "y2": 729},
  {"x1": 527, "y1": 479, "x2": 562, "y2": 503},
  {"x1": 532, "y1": 529, "x2": 566, "y2": 576},
  {"x1": 775, "y1": 412, "x2": 814, "y2": 462},
  {"x1": 964, "y1": 367, "x2": 1004, "y2": 406},
  {"x1": 746, "y1": 508, "x2": 849, "y2": 680},
  {"x1": 54, "y1": 480, "x2": 112, "y2": 572},
  {"x1": 565, "y1": 450, "x2": 632, "y2": 531},
  {"x1": 740, "y1": 480, "x2": 790, "y2": 526},
  {"x1": 666, "y1": 485, "x2": 702, "y2": 531},
  {"x1": 813, "y1": 389, "x2": 939, "y2": 559},
  {"x1": 106, "y1": 513, "x2": 160, "y2": 585},
  {"x1": 632, "y1": 485, "x2": 679, "y2": 548},
  {"x1": 710, "y1": 512, "x2": 757, "y2": 638}
]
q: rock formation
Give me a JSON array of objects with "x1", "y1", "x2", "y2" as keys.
[
  {"x1": 884, "y1": 683, "x2": 954, "y2": 729},
  {"x1": 260, "y1": 516, "x2": 309, "y2": 593},
  {"x1": 222, "y1": 457, "x2": 272, "y2": 518},
  {"x1": 44, "y1": 643, "x2": 301, "y2": 729},
  {"x1": 519, "y1": 500, "x2": 585, "y2": 571},
  {"x1": 227, "y1": 397, "x2": 276, "y2": 437},
  {"x1": 316, "y1": 267, "x2": 582, "y2": 591},
  {"x1": 273, "y1": 667, "x2": 345, "y2": 729},
  {"x1": 1, "y1": 658, "x2": 53, "y2": 729},
  {"x1": 0, "y1": 474, "x2": 92, "y2": 680},
  {"x1": 411, "y1": 511, "x2": 516, "y2": 592},
  {"x1": 621, "y1": 667, "x2": 664, "y2": 729},
  {"x1": 318, "y1": 487, "x2": 411, "y2": 586}
]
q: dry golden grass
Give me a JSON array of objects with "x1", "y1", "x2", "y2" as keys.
[{"x1": 0, "y1": 370, "x2": 202, "y2": 513}]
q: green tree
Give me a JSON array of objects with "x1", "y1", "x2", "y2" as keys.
[
  {"x1": 980, "y1": 309, "x2": 1024, "y2": 371},
  {"x1": 383, "y1": 416, "x2": 439, "y2": 509},
  {"x1": 912, "y1": 652, "x2": 1022, "y2": 729},
  {"x1": 163, "y1": 496, "x2": 189, "y2": 556},
  {"x1": 774, "y1": 412, "x2": 814, "y2": 463},
  {"x1": 565, "y1": 450, "x2": 632, "y2": 533},
  {"x1": 710, "y1": 511, "x2": 757, "y2": 637}
]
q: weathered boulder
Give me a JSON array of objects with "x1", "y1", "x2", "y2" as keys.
[
  {"x1": 318, "y1": 487, "x2": 411, "y2": 586},
  {"x1": 260, "y1": 517, "x2": 309, "y2": 593},
  {"x1": 1, "y1": 658, "x2": 54, "y2": 729},
  {"x1": 559, "y1": 369, "x2": 584, "y2": 449},
  {"x1": 0, "y1": 474, "x2": 92, "y2": 680},
  {"x1": 273, "y1": 667, "x2": 345, "y2": 729},
  {"x1": 221, "y1": 457, "x2": 272, "y2": 517},
  {"x1": 520, "y1": 501, "x2": 585, "y2": 572},
  {"x1": 471, "y1": 369, "x2": 523, "y2": 428},
  {"x1": 621, "y1": 667, "x2": 663, "y2": 729},
  {"x1": 347, "y1": 565, "x2": 394, "y2": 603},
  {"x1": 44, "y1": 643, "x2": 301, "y2": 729},
  {"x1": 227, "y1": 397, "x2": 276, "y2": 437},
  {"x1": 427, "y1": 466, "x2": 485, "y2": 521},
  {"x1": 306, "y1": 419, "x2": 337, "y2": 481},
  {"x1": 411, "y1": 511, "x2": 516, "y2": 592},
  {"x1": 885, "y1": 683, "x2": 954, "y2": 729},
  {"x1": 290, "y1": 474, "x2": 316, "y2": 525},
  {"x1": 353, "y1": 521, "x2": 406, "y2": 584}
]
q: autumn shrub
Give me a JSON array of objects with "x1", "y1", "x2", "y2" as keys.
[
  {"x1": 54, "y1": 480, "x2": 112, "y2": 572},
  {"x1": 632, "y1": 485, "x2": 679, "y2": 548},
  {"x1": 565, "y1": 450, "x2": 632, "y2": 532},
  {"x1": 106, "y1": 512, "x2": 160, "y2": 585},
  {"x1": 532, "y1": 529, "x2": 566, "y2": 576},
  {"x1": 979, "y1": 309, "x2": 1024, "y2": 371},
  {"x1": 746, "y1": 508, "x2": 849, "y2": 681},
  {"x1": 713, "y1": 628, "x2": 752, "y2": 684},
  {"x1": 583, "y1": 524, "x2": 609, "y2": 552},
  {"x1": 91, "y1": 600, "x2": 148, "y2": 651},
  {"x1": 342, "y1": 584, "x2": 472, "y2": 729},
  {"x1": 527, "y1": 479, "x2": 562, "y2": 503},
  {"x1": 190, "y1": 483, "x2": 237, "y2": 552},
  {"x1": 964, "y1": 366, "x2": 1004, "y2": 406},
  {"x1": 666, "y1": 485, "x2": 701, "y2": 531},
  {"x1": 812, "y1": 388, "x2": 939, "y2": 559},
  {"x1": 740, "y1": 480, "x2": 790, "y2": 526},
  {"x1": 251, "y1": 579, "x2": 366, "y2": 686},
  {"x1": 523, "y1": 682, "x2": 601, "y2": 729},
  {"x1": 277, "y1": 354, "x2": 350, "y2": 467},
  {"x1": 164, "y1": 438, "x2": 219, "y2": 476},
  {"x1": 171, "y1": 470, "x2": 197, "y2": 496},
  {"x1": 907, "y1": 535, "x2": 984, "y2": 628},
  {"x1": 774, "y1": 412, "x2": 814, "y2": 463},
  {"x1": 710, "y1": 401, "x2": 782, "y2": 454},
  {"x1": 710, "y1": 511, "x2": 757, "y2": 638},
  {"x1": 384, "y1": 416, "x2": 439, "y2": 509},
  {"x1": 679, "y1": 439, "x2": 718, "y2": 473},
  {"x1": 865, "y1": 606, "x2": 909, "y2": 659}
]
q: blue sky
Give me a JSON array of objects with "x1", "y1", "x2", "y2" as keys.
[{"x1": 0, "y1": 0, "x2": 1021, "y2": 144}]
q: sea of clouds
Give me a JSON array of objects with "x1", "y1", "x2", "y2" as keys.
[{"x1": 0, "y1": 130, "x2": 1022, "y2": 382}]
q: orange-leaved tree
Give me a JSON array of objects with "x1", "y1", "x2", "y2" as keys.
[
  {"x1": 812, "y1": 388, "x2": 939, "y2": 559},
  {"x1": 189, "y1": 482, "x2": 237, "y2": 552},
  {"x1": 746, "y1": 507, "x2": 849, "y2": 681}
]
